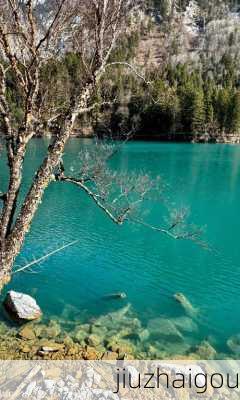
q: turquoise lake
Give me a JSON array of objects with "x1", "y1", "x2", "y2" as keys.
[{"x1": 1, "y1": 139, "x2": 240, "y2": 356}]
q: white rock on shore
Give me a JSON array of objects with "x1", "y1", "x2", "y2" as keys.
[{"x1": 4, "y1": 290, "x2": 42, "y2": 321}]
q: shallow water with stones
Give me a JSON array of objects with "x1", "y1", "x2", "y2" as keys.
[{"x1": 1, "y1": 139, "x2": 240, "y2": 358}]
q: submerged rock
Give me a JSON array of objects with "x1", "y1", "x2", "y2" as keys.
[
  {"x1": 93, "y1": 303, "x2": 132, "y2": 331},
  {"x1": 171, "y1": 316, "x2": 198, "y2": 334},
  {"x1": 0, "y1": 322, "x2": 8, "y2": 336},
  {"x1": 137, "y1": 328, "x2": 150, "y2": 342},
  {"x1": 18, "y1": 326, "x2": 36, "y2": 341},
  {"x1": 38, "y1": 342, "x2": 65, "y2": 356},
  {"x1": 90, "y1": 324, "x2": 108, "y2": 337},
  {"x1": 148, "y1": 318, "x2": 183, "y2": 342},
  {"x1": 20, "y1": 344, "x2": 31, "y2": 354},
  {"x1": 117, "y1": 341, "x2": 136, "y2": 356},
  {"x1": 34, "y1": 320, "x2": 61, "y2": 339},
  {"x1": 101, "y1": 351, "x2": 118, "y2": 360},
  {"x1": 83, "y1": 346, "x2": 99, "y2": 360},
  {"x1": 106, "y1": 340, "x2": 119, "y2": 352},
  {"x1": 147, "y1": 344, "x2": 160, "y2": 358},
  {"x1": 66, "y1": 344, "x2": 81, "y2": 356},
  {"x1": 108, "y1": 303, "x2": 131, "y2": 319},
  {"x1": 86, "y1": 334, "x2": 102, "y2": 347},
  {"x1": 4, "y1": 291, "x2": 42, "y2": 322},
  {"x1": 63, "y1": 336, "x2": 74, "y2": 347},
  {"x1": 106, "y1": 338, "x2": 135, "y2": 355},
  {"x1": 43, "y1": 320, "x2": 61, "y2": 338},
  {"x1": 195, "y1": 340, "x2": 217, "y2": 359},
  {"x1": 227, "y1": 334, "x2": 240, "y2": 354},
  {"x1": 73, "y1": 330, "x2": 88, "y2": 344},
  {"x1": 174, "y1": 293, "x2": 198, "y2": 317}
]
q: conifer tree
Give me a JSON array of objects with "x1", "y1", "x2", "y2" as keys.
[
  {"x1": 216, "y1": 88, "x2": 231, "y2": 131},
  {"x1": 204, "y1": 81, "x2": 215, "y2": 126},
  {"x1": 229, "y1": 91, "x2": 240, "y2": 134},
  {"x1": 191, "y1": 87, "x2": 206, "y2": 133}
]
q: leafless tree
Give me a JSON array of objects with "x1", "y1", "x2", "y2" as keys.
[{"x1": 0, "y1": 0, "x2": 202, "y2": 289}]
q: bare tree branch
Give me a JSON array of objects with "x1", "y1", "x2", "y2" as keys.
[
  {"x1": 53, "y1": 135, "x2": 203, "y2": 246},
  {"x1": 13, "y1": 239, "x2": 79, "y2": 275},
  {"x1": 103, "y1": 61, "x2": 150, "y2": 85}
]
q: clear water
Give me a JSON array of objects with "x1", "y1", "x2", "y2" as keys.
[{"x1": 1, "y1": 139, "x2": 240, "y2": 356}]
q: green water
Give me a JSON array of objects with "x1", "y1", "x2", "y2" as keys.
[{"x1": 1, "y1": 139, "x2": 240, "y2": 356}]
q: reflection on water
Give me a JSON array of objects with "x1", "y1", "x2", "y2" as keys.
[{"x1": 1, "y1": 140, "x2": 240, "y2": 357}]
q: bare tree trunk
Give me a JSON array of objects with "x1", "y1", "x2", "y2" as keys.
[
  {"x1": 0, "y1": 133, "x2": 71, "y2": 288},
  {"x1": 0, "y1": 146, "x2": 27, "y2": 288},
  {"x1": 0, "y1": 84, "x2": 93, "y2": 288},
  {"x1": 0, "y1": 242, "x2": 14, "y2": 288},
  {"x1": 0, "y1": 144, "x2": 30, "y2": 232}
]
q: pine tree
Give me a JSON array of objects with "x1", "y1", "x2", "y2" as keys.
[
  {"x1": 204, "y1": 81, "x2": 215, "y2": 125},
  {"x1": 229, "y1": 91, "x2": 240, "y2": 134},
  {"x1": 191, "y1": 87, "x2": 206, "y2": 133},
  {"x1": 179, "y1": 83, "x2": 195, "y2": 132},
  {"x1": 216, "y1": 87, "x2": 231, "y2": 131},
  {"x1": 206, "y1": 101, "x2": 214, "y2": 125}
]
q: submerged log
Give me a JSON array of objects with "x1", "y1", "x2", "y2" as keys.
[
  {"x1": 103, "y1": 292, "x2": 127, "y2": 300},
  {"x1": 174, "y1": 292, "x2": 198, "y2": 316}
]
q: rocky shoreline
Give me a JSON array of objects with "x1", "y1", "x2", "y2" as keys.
[
  {"x1": 0, "y1": 319, "x2": 219, "y2": 361},
  {"x1": 34, "y1": 131, "x2": 240, "y2": 143},
  {"x1": 0, "y1": 291, "x2": 235, "y2": 360},
  {"x1": 0, "y1": 308, "x2": 229, "y2": 361},
  {"x1": 0, "y1": 321, "x2": 116, "y2": 361}
]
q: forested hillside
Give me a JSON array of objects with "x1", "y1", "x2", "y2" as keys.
[
  {"x1": 112, "y1": 0, "x2": 240, "y2": 139},
  {"x1": 2, "y1": 0, "x2": 240, "y2": 140}
]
